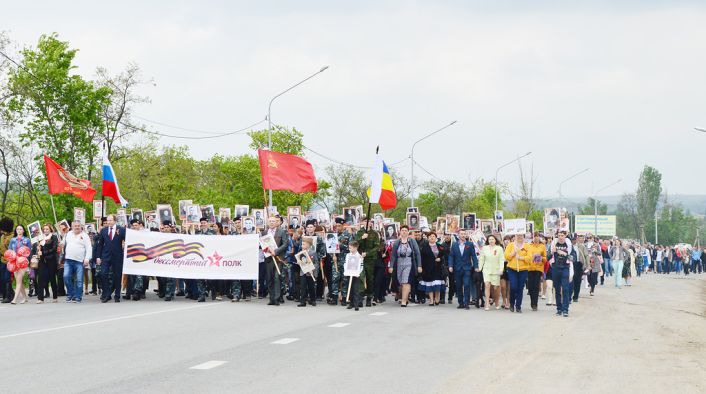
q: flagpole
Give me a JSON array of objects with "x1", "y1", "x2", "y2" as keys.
[
  {"x1": 49, "y1": 194, "x2": 58, "y2": 224},
  {"x1": 364, "y1": 146, "x2": 379, "y2": 232},
  {"x1": 101, "y1": 143, "x2": 106, "y2": 218}
]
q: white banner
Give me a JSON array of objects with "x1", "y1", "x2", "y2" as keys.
[
  {"x1": 122, "y1": 229, "x2": 259, "y2": 279},
  {"x1": 504, "y1": 218, "x2": 527, "y2": 236}
]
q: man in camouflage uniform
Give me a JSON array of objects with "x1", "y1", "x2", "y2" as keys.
[
  {"x1": 329, "y1": 217, "x2": 351, "y2": 306},
  {"x1": 355, "y1": 216, "x2": 381, "y2": 307}
]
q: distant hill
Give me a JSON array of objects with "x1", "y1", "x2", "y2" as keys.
[{"x1": 524, "y1": 195, "x2": 706, "y2": 217}]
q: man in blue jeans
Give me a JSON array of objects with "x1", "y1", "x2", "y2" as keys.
[
  {"x1": 63, "y1": 221, "x2": 93, "y2": 303},
  {"x1": 551, "y1": 231, "x2": 572, "y2": 317},
  {"x1": 448, "y1": 230, "x2": 478, "y2": 310}
]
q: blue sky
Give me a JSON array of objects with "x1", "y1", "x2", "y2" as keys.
[{"x1": 2, "y1": 0, "x2": 706, "y2": 198}]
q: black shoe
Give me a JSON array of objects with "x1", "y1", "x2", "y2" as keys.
[
  {"x1": 268, "y1": 301, "x2": 279, "y2": 306},
  {"x1": 341, "y1": 300, "x2": 348, "y2": 306},
  {"x1": 464, "y1": 305, "x2": 470, "y2": 310},
  {"x1": 516, "y1": 308, "x2": 523, "y2": 313},
  {"x1": 347, "y1": 303, "x2": 354, "y2": 309},
  {"x1": 365, "y1": 297, "x2": 372, "y2": 307},
  {"x1": 329, "y1": 298, "x2": 338, "y2": 306},
  {"x1": 510, "y1": 307, "x2": 515, "y2": 312},
  {"x1": 298, "y1": 302, "x2": 306, "y2": 307},
  {"x1": 198, "y1": 296, "x2": 206, "y2": 302},
  {"x1": 457, "y1": 304, "x2": 465, "y2": 309},
  {"x1": 286, "y1": 295, "x2": 294, "y2": 301},
  {"x1": 440, "y1": 299, "x2": 446, "y2": 304},
  {"x1": 114, "y1": 298, "x2": 120, "y2": 303},
  {"x1": 165, "y1": 296, "x2": 173, "y2": 301},
  {"x1": 355, "y1": 307, "x2": 359, "y2": 311},
  {"x1": 132, "y1": 294, "x2": 140, "y2": 301},
  {"x1": 101, "y1": 298, "x2": 109, "y2": 303},
  {"x1": 176, "y1": 291, "x2": 185, "y2": 297},
  {"x1": 122, "y1": 295, "x2": 131, "y2": 300},
  {"x1": 309, "y1": 300, "x2": 317, "y2": 306},
  {"x1": 278, "y1": 296, "x2": 285, "y2": 304},
  {"x1": 211, "y1": 293, "x2": 216, "y2": 301}
]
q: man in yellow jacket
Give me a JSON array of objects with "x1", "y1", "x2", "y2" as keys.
[
  {"x1": 525, "y1": 232, "x2": 547, "y2": 311},
  {"x1": 504, "y1": 233, "x2": 530, "y2": 313}
]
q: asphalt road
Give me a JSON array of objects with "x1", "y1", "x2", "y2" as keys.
[{"x1": 1, "y1": 274, "x2": 704, "y2": 394}]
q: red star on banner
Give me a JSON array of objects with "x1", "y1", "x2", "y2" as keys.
[{"x1": 208, "y1": 251, "x2": 222, "y2": 267}]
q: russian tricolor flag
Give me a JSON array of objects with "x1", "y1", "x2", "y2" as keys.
[
  {"x1": 369, "y1": 154, "x2": 397, "y2": 210},
  {"x1": 102, "y1": 153, "x2": 128, "y2": 207}
]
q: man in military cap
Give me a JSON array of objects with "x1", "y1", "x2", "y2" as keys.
[
  {"x1": 329, "y1": 217, "x2": 351, "y2": 305},
  {"x1": 355, "y1": 216, "x2": 381, "y2": 307}
]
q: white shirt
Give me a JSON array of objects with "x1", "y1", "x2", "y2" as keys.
[{"x1": 63, "y1": 231, "x2": 93, "y2": 262}]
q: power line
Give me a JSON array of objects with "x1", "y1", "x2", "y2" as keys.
[
  {"x1": 133, "y1": 114, "x2": 258, "y2": 135},
  {"x1": 120, "y1": 118, "x2": 266, "y2": 140},
  {"x1": 303, "y1": 146, "x2": 371, "y2": 169},
  {"x1": 413, "y1": 159, "x2": 443, "y2": 181}
]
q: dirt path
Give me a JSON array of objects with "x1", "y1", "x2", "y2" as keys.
[{"x1": 438, "y1": 274, "x2": 706, "y2": 393}]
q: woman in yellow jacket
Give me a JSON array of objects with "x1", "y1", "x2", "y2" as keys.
[
  {"x1": 524, "y1": 232, "x2": 547, "y2": 311},
  {"x1": 504, "y1": 233, "x2": 530, "y2": 313},
  {"x1": 477, "y1": 234, "x2": 505, "y2": 311}
]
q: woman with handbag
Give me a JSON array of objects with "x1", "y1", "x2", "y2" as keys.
[
  {"x1": 389, "y1": 225, "x2": 421, "y2": 307},
  {"x1": 32, "y1": 224, "x2": 59, "y2": 304}
]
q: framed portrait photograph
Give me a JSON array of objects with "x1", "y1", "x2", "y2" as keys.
[
  {"x1": 302, "y1": 235, "x2": 317, "y2": 255},
  {"x1": 73, "y1": 207, "x2": 86, "y2": 225},
  {"x1": 406, "y1": 212, "x2": 420, "y2": 230},
  {"x1": 184, "y1": 204, "x2": 201, "y2": 225},
  {"x1": 419, "y1": 216, "x2": 429, "y2": 231},
  {"x1": 116, "y1": 213, "x2": 128, "y2": 227},
  {"x1": 92, "y1": 200, "x2": 103, "y2": 219},
  {"x1": 480, "y1": 219, "x2": 494, "y2": 235},
  {"x1": 267, "y1": 206, "x2": 279, "y2": 215},
  {"x1": 494, "y1": 210, "x2": 504, "y2": 222},
  {"x1": 295, "y1": 250, "x2": 315, "y2": 275},
  {"x1": 156, "y1": 204, "x2": 174, "y2": 226},
  {"x1": 435, "y1": 217, "x2": 447, "y2": 234},
  {"x1": 407, "y1": 207, "x2": 419, "y2": 213},
  {"x1": 259, "y1": 234, "x2": 278, "y2": 258},
  {"x1": 200, "y1": 204, "x2": 216, "y2": 224},
  {"x1": 219, "y1": 208, "x2": 231, "y2": 223},
  {"x1": 252, "y1": 209, "x2": 266, "y2": 228},
  {"x1": 287, "y1": 206, "x2": 301, "y2": 216},
  {"x1": 383, "y1": 223, "x2": 399, "y2": 241},
  {"x1": 305, "y1": 208, "x2": 330, "y2": 229},
  {"x1": 445, "y1": 214, "x2": 460, "y2": 234},
  {"x1": 288, "y1": 214, "x2": 302, "y2": 229},
  {"x1": 178, "y1": 200, "x2": 192, "y2": 220},
  {"x1": 131, "y1": 209, "x2": 144, "y2": 223},
  {"x1": 544, "y1": 208, "x2": 561, "y2": 234},
  {"x1": 462, "y1": 212, "x2": 477, "y2": 230},
  {"x1": 85, "y1": 222, "x2": 96, "y2": 234},
  {"x1": 325, "y1": 233, "x2": 339, "y2": 254},
  {"x1": 504, "y1": 218, "x2": 526, "y2": 236},
  {"x1": 526, "y1": 221, "x2": 535, "y2": 234},
  {"x1": 145, "y1": 211, "x2": 158, "y2": 230},
  {"x1": 495, "y1": 220, "x2": 504, "y2": 233},
  {"x1": 241, "y1": 216, "x2": 257, "y2": 234},
  {"x1": 55, "y1": 219, "x2": 70, "y2": 235},
  {"x1": 27, "y1": 220, "x2": 42, "y2": 244},
  {"x1": 234, "y1": 205, "x2": 249, "y2": 218}
]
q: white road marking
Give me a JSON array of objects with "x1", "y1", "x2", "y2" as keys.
[
  {"x1": 271, "y1": 338, "x2": 300, "y2": 345},
  {"x1": 369, "y1": 312, "x2": 388, "y2": 316},
  {"x1": 190, "y1": 360, "x2": 227, "y2": 370},
  {"x1": 328, "y1": 322, "x2": 350, "y2": 328},
  {"x1": 0, "y1": 303, "x2": 221, "y2": 340}
]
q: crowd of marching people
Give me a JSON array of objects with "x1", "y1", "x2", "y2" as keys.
[{"x1": 1, "y1": 213, "x2": 704, "y2": 318}]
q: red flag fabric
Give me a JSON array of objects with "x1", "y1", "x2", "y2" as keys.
[
  {"x1": 257, "y1": 149, "x2": 318, "y2": 194},
  {"x1": 43, "y1": 155, "x2": 97, "y2": 202}
]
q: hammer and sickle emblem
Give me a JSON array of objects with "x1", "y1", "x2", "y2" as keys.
[{"x1": 268, "y1": 158, "x2": 278, "y2": 168}]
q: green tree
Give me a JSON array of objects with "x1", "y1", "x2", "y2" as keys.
[
  {"x1": 464, "y1": 181, "x2": 500, "y2": 219},
  {"x1": 248, "y1": 125, "x2": 304, "y2": 155},
  {"x1": 3, "y1": 33, "x2": 111, "y2": 176},
  {"x1": 636, "y1": 165, "x2": 662, "y2": 228},
  {"x1": 578, "y1": 198, "x2": 608, "y2": 215}
]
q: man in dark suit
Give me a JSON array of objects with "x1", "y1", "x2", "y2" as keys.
[
  {"x1": 96, "y1": 214, "x2": 126, "y2": 303},
  {"x1": 448, "y1": 229, "x2": 478, "y2": 310},
  {"x1": 261, "y1": 216, "x2": 289, "y2": 306}
]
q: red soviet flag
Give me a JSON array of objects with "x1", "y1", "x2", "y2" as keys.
[
  {"x1": 258, "y1": 149, "x2": 318, "y2": 194},
  {"x1": 43, "y1": 155, "x2": 97, "y2": 202}
]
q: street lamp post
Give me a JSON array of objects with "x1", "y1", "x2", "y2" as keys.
[
  {"x1": 266, "y1": 65, "x2": 329, "y2": 208},
  {"x1": 557, "y1": 168, "x2": 590, "y2": 201},
  {"x1": 409, "y1": 120, "x2": 457, "y2": 207},
  {"x1": 593, "y1": 179, "x2": 622, "y2": 236},
  {"x1": 494, "y1": 152, "x2": 532, "y2": 217}
]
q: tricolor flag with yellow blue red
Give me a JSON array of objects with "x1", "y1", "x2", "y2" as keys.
[{"x1": 369, "y1": 154, "x2": 397, "y2": 210}]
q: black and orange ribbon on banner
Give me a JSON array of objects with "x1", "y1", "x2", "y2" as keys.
[{"x1": 127, "y1": 239, "x2": 205, "y2": 262}]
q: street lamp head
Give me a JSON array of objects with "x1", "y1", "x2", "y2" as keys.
[
  {"x1": 450, "y1": 120, "x2": 458, "y2": 125},
  {"x1": 319, "y1": 66, "x2": 329, "y2": 72},
  {"x1": 695, "y1": 127, "x2": 706, "y2": 133}
]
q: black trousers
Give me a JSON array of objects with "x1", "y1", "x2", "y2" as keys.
[
  {"x1": 588, "y1": 272, "x2": 598, "y2": 293},
  {"x1": 37, "y1": 260, "x2": 58, "y2": 301},
  {"x1": 299, "y1": 274, "x2": 316, "y2": 303},
  {"x1": 56, "y1": 265, "x2": 66, "y2": 296},
  {"x1": 572, "y1": 261, "x2": 583, "y2": 301},
  {"x1": 258, "y1": 262, "x2": 268, "y2": 297},
  {"x1": 373, "y1": 263, "x2": 386, "y2": 301},
  {"x1": 265, "y1": 257, "x2": 280, "y2": 302},
  {"x1": 349, "y1": 276, "x2": 361, "y2": 306},
  {"x1": 473, "y1": 271, "x2": 484, "y2": 305},
  {"x1": 527, "y1": 271, "x2": 542, "y2": 308},
  {"x1": 446, "y1": 269, "x2": 455, "y2": 301}
]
